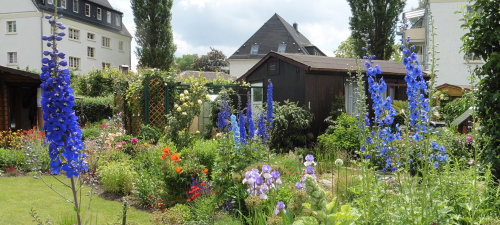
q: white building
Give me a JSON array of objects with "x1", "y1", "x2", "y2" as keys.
[
  {"x1": 0, "y1": 0, "x2": 132, "y2": 74},
  {"x1": 401, "y1": 0, "x2": 483, "y2": 86}
]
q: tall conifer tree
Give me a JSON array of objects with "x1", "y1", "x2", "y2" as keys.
[
  {"x1": 132, "y1": 0, "x2": 176, "y2": 70},
  {"x1": 347, "y1": 0, "x2": 405, "y2": 60}
]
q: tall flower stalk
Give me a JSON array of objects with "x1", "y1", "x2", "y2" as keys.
[{"x1": 40, "y1": 2, "x2": 86, "y2": 224}]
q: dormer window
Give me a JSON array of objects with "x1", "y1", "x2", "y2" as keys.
[
  {"x1": 277, "y1": 43, "x2": 286, "y2": 53},
  {"x1": 107, "y1": 11, "x2": 111, "y2": 23},
  {"x1": 250, "y1": 44, "x2": 259, "y2": 55},
  {"x1": 85, "y1": 4, "x2": 90, "y2": 17},
  {"x1": 73, "y1": 0, "x2": 78, "y2": 13},
  {"x1": 97, "y1": 8, "x2": 102, "y2": 20},
  {"x1": 115, "y1": 15, "x2": 121, "y2": 26}
]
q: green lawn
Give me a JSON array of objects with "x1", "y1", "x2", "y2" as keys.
[{"x1": 0, "y1": 175, "x2": 152, "y2": 225}]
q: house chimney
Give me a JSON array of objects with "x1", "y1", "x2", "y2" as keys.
[{"x1": 293, "y1": 22, "x2": 298, "y2": 32}]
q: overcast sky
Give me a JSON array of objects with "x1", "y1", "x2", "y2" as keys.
[{"x1": 109, "y1": 0, "x2": 420, "y2": 71}]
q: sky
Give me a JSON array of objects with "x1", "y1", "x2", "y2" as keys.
[{"x1": 109, "y1": 0, "x2": 420, "y2": 72}]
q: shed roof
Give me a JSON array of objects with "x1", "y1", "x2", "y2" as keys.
[
  {"x1": 0, "y1": 66, "x2": 40, "y2": 84},
  {"x1": 451, "y1": 107, "x2": 473, "y2": 127},
  {"x1": 238, "y1": 52, "x2": 412, "y2": 81},
  {"x1": 229, "y1": 13, "x2": 325, "y2": 60}
]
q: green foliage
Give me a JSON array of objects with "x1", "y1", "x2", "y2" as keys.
[
  {"x1": 192, "y1": 48, "x2": 228, "y2": 72},
  {"x1": 347, "y1": 0, "x2": 405, "y2": 60},
  {"x1": 138, "y1": 124, "x2": 162, "y2": 144},
  {"x1": 74, "y1": 95, "x2": 113, "y2": 124},
  {"x1": 81, "y1": 125, "x2": 102, "y2": 141},
  {"x1": 0, "y1": 148, "x2": 28, "y2": 171},
  {"x1": 461, "y1": 0, "x2": 500, "y2": 178},
  {"x1": 189, "y1": 195, "x2": 217, "y2": 223},
  {"x1": 270, "y1": 100, "x2": 313, "y2": 152},
  {"x1": 132, "y1": 0, "x2": 176, "y2": 70},
  {"x1": 99, "y1": 161, "x2": 135, "y2": 194},
  {"x1": 74, "y1": 69, "x2": 115, "y2": 97},
  {"x1": 181, "y1": 139, "x2": 218, "y2": 173},
  {"x1": 334, "y1": 36, "x2": 358, "y2": 58},
  {"x1": 133, "y1": 148, "x2": 164, "y2": 207},
  {"x1": 440, "y1": 91, "x2": 473, "y2": 124},
  {"x1": 150, "y1": 203, "x2": 191, "y2": 225},
  {"x1": 175, "y1": 54, "x2": 198, "y2": 71},
  {"x1": 318, "y1": 113, "x2": 360, "y2": 160}
]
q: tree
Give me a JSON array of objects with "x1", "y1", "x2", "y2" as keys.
[
  {"x1": 347, "y1": 0, "x2": 405, "y2": 60},
  {"x1": 175, "y1": 54, "x2": 198, "y2": 71},
  {"x1": 192, "y1": 48, "x2": 228, "y2": 72},
  {"x1": 462, "y1": 0, "x2": 500, "y2": 178},
  {"x1": 132, "y1": 0, "x2": 176, "y2": 70},
  {"x1": 334, "y1": 36, "x2": 403, "y2": 62}
]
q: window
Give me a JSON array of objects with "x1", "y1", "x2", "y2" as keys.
[
  {"x1": 97, "y1": 8, "x2": 102, "y2": 20},
  {"x1": 102, "y1": 37, "x2": 110, "y2": 48},
  {"x1": 73, "y1": 0, "x2": 78, "y2": 12},
  {"x1": 48, "y1": 0, "x2": 53, "y2": 4},
  {"x1": 87, "y1": 47, "x2": 95, "y2": 58},
  {"x1": 250, "y1": 44, "x2": 259, "y2": 55},
  {"x1": 107, "y1": 11, "x2": 111, "y2": 23},
  {"x1": 87, "y1": 32, "x2": 95, "y2": 41},
  {"x1": 68, "y1": 28, "x2": 80, "y2": 40},
  {"x1": 7, "y1": 52, "x2": 17, "y2": 64},
  {"x1": 61, "y1": 0, "x2": 66, "y2": 9},
  {"x1": 85, "y1": 4, "x2": 90, "y2": 17},
  {"x1": 7, "y1": 21, "x2": 16, "y2": 33},
  {"x1": 251, "y1": 82, "x2": 263, "y2": 116},
  {"x1": 277, "y1": 43, "x2": 286, "y2": 53},
  {"x1": 119, "y1": 40, "x2": 123, "y2": 51},
  {"x1": 465, "y1": 52, "x2": 481, "y2": 61},
  {"x1": 102, "y1": 62, "x2": 111, "y2": 69},
  {"x1": 344, "y1": 81, "x2": 359, "y2": 115},
  {"x1": 69, "y1": 56, "x2": 80, "y2": 69},
  {"x1": 115, "y1": 15, "x2": 121, "y2": 26}
]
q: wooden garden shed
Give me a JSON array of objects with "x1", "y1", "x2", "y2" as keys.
[
  {"x1": 0, "y1": 66, "x2": 41, "y2": 131},
  {"x1": 237, "y1": 52, "x2": 410, "y2": 135}
]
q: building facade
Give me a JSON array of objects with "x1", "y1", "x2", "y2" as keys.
[
  {"x1": 228, "y1": 13, "x2": 325, "y2": 79},
  {"x1": 0, "y1": 0, "x2": 132, "y2": 74},
  {"x1": 401, "y1": 0, "x2": 482, "y2": 86}
]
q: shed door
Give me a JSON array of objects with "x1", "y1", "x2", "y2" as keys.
[{"x1": 251, "y1": 82, "x2": 263, "y2": 117}]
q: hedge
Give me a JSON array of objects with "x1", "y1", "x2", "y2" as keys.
[{"x1": 74, "y1": 95, "x2": 113, "y2": 123}]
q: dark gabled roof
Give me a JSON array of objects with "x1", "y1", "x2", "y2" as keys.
[
  {"x1": 229, "y1": 13, "x2": 325, "y2": 60},
  {"x1": 436, "y1": 83, "x2": 471, "y2": 91},
  {"x1": 178, "y1": 71, "x2": 234, "y2": 81},
  {"x1": 0, "y1": 66, "x2": 40, "y2": 84},
  {"x1": 238, "y1": 52, "x2": 411, "y2": 81}
]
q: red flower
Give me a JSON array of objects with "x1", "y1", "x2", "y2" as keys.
[
  {"x1": 203, "y1": 168, "x2": 209, "y2": 174},
  {"x1": 148, "y1": 194, "x2": 152, "y2": 199},
  {"x1": 288, "y1": 168, "x2": 292, "y2": 170},
  {"x1": 161, "y1": 208, "x2": 166, "y2": 213},
  {"x1": 176, "y1": 167, "x2": 182, "y2": 173},
  {"x1": 201, "y1": 182, "x2": 205, "y2": 186},
  {"x1": 187, "y1": 199, "x2": 191, "y2": 202}
]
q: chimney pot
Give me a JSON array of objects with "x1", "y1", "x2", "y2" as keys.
[{"x1": 293, "y1": 22, "x2": 298, "y2": 32}]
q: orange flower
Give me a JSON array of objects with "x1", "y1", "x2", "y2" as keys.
[
  {"x1": 176, "y1": 167, "x2": 182, "y2": 173},
  {"x1": 162, "y1": 147, "x2": 170, "y2": 155},
  {"x1": 157, "y1": 202, "x2": 165, "y2": 207},
  {"x1": 161, "y1": 208, "x2": 166, "y2": 213},
  {"x1": 171, "y1": 153, "x2": 179, "y2": 161},
  {"x1": 203, "y1": 168, "x2": 208, "y2": 174}
]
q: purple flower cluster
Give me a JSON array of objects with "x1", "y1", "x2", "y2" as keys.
[
  {"x1": 363, "y1": 55, "x2": 402, "y2": 172},
  {"x1": 231, "y1": 115, "x2": 241, "y2": 150},
  {"x1": 40, "y1": 14, "x2": 86, "y2": 178},
  {"x1": 296, "y1": 154, "x2": 317, "y2": 190},
  {"x1": 273, "y1": 201, "x2": 286, "y2": 215},
  {"x1": 401, "y1": 38, "x2": 430, "y2": 141},
  {"x1": 242, "y1": 165, "x2": 282, "y2": 200},
  {"x1": 256, "y1": 113, "x2": 269, "y2": 141},
  {"x1": 266, "y1": 79, "x2": 274, "y2": 128},
  {"x1": 239, "y1": 113, "x2": 247, "y2": 144},
  {"x1": 429, "y1": 141, "x2": 448, "y2": 168},
  {"x1": 217, "y1": 94, "x2": 230, "y2": 132}
]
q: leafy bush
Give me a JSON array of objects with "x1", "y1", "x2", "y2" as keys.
[
  {"x1": 440, "y1": 91, "x2": 473, "y2": 124},
  {"x1": 99, "y1": 161, "x2": 134, "y2": 194},
  {"x1": 151, "y1": 203, "x2": 191, "y2": 225},
  {"x1": 74, "y1": 95, "x2": 113, "y2": 124},
  {"x1": 133, "y1": 148, "x2": 164, "y2": 207},
  {"x1": 138, "y1": 124, "x2": 162, "y2": 144},
  {"x1": 189, "y1": 195, "x2": 217, "y2": 223},
  {"x1": 181, "y1": 139, "x2": 218, "y2": 173},
  {"x1": 270, "y1": 100, "x2": 313, "y2": 152},
  {"x1": 81, "y1": 125, "x2": 102, "y2": 141},
  {"x1": 318, "y1": 113, "x2": 360, "y2": 159},
  {"x1": 0, "y1": 148, "x2": 27, "y2": 171},
  {"x1": 74, "y1": 69, "x2": 114, "y2": 97}
]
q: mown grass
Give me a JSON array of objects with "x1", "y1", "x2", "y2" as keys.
[{"x1": 0, "y1": 175, "x2": 152, "y2": 225}]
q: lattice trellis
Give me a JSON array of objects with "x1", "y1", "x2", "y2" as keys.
[{"x1": 145, "y1": 76, "x2": 166, "y2": 129}]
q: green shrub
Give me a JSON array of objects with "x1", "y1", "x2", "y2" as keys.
[
  {"x1": 151, "y1": 203, "x2": 191, "y2": 225},
  {"x1": 317, "y1": 113, "x2": 359, "y2": 159},
  {"x1": 74, "y1": 95, "x2": 113, "y2": 124},
  {"x1": 270, "y1": 100, "x2": 313, "y2": 152},
  {"x1": 81, "y1": 126, "x2": 102, "y2": 141},
  {"x1": 189, "y1": 195, "x2": 217, "y2": 223},
  {"x1": 0, "y1": 148, "x2": 27, "y2": 171},
  {"x1": 74, "y1": 69, "x2": 114, "y2": 97},
  {"x1": 138, "y1": 124, "x2": 162, "y2": 144},
  {"x1": 133, "y1": 149, "x2": 164, "y2": 207},
  {"x1": 181, "y1": 139, "x2": 218, "y2": 173},
  {"x1": 99, "y1": 161, "x2": 134, "y2": 194}
]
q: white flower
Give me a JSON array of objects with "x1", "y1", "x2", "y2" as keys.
[
  {"x1": 198, "y1": 99, "x2": 202, "y2": 104},
  {"x1": 182, "y1": 112, "x2": 187, "y2": 116},
  {"x1": 184, "y1": 90, "x2": 189, "y2": 95},
  {"x1": 180, "y1": 93, "x2": 185, "y2": 98},
  {"x1": 177, "y1": 107, "x2": 182, "y2": 112},
  {"x1": 335, "y1": 159, "x2": 344, "y2": 167}
]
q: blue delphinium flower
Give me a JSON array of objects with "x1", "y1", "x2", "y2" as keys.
[
  {"x1": 231, "y1": 115, "x2": 240, "y2": 150},
  {"x1": 246, "y1": 92, "x2": 255, "y2": 139},
  {"x1": 266, "y1": 79, "x2": 274, "y2": 128},
  {"x1": 239, "y1": 113, "x2": 246, "y2": 144},
  {"x1": 217, "y1": 95, "x2": 231, "y2": 132},
  {"x1": 257, "y1": 113, "x2": 268, "y2": 141},
  {"x1": 40, "y1": 14, "x2": 86, "y2": 178}
]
